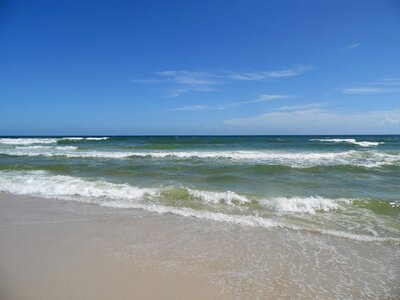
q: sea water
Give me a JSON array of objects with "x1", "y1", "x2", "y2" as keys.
[{"x1": 0, "y1": 135, "x2": 399, "y2": 243}]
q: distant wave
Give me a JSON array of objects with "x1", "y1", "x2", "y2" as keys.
[
  {"x1": 0, "y1": 138, "x2": 58, "y2": 145},
  {"x1": 15, "y1": 145, "x2": 78, "y2": 150},
  {"x1": 0, "y1": 170, "x2": 398, "y2": 243},
  {"x1": 0, "y1": 148, "x2": 399, "y2": 168},
  {"x1": 60, "y1": 137, "x2": 109, "y2": 141},
  {"x1": 310, "y1": 138, "x2": 382, "y2": 147},
  {"x1": 0, "y1": 137, "x2": 109, "y2": 145}
]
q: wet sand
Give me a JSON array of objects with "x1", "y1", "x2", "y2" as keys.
[{"x1": 0, "y1": 193, "x2": 399, "y2": 299}]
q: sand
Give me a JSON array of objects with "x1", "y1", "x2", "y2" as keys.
[{"x1": 0, "y1": 193, "x2": 399, "y2": 299}]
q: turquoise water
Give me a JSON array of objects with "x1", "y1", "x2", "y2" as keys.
[{"x1": 0, "y1": 135, "x2": 399, "y2": 242}]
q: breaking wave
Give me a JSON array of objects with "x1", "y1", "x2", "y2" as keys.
[
  {"x1": 0, "y1": 170, "x2": 398, "y2": 243},
  {"x1": 0, "y1": 137, "x2": 109, "y2": 145},
  {"x1": 0, "y1": 138, "x2": 58, "y2": 145},
  {"x1": 60, "y1": 137, "x2": 109, "y2": 141},
  {"x1": 0, "y1": 148, "x2": 399, "y2": 168},
  {"x1": 310, "y1": 138, "x2": 382, "y2": 147}
]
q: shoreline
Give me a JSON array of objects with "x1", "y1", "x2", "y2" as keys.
[{"x1": 1, "y1": 193, "x2": 399, "y2": 299}]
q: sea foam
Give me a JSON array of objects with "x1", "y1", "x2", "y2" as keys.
[
  {"x1": 0, "y1": 138, "x2": 58, "y2": 145},
  {"x1": 262, "y1": 196, "x2": 346, "y2": 214},
  {"x1": 310, "y1": 138, "x2": 382, "y2": 147},
  {"x1": 60, "y1": 137, "x2": 109, "y2": 141},
  {"x1": 0, "y1": 137, "x2": 109, "y2": 145},
  {"x1": 0, "y1": 148, "x2": 398, "y2": 168},
  {"x1": 0, "y1": 170, "x2": 399, "y2": 243}
]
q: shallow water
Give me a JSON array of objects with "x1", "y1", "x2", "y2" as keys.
[{"x1": 0, "y1": 135, "x2": 399, "y2": 242}]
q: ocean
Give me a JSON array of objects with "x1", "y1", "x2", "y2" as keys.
[{"x1": 0, "y1": 135, "x2": 399, "y2": 243}]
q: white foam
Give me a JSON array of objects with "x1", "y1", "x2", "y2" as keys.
[
  {"x1": 0, "y1": 170, "x2": 277, "y2": 229},
  {"x1": 60, "y1": 137, "x2": 109, "y2": 141},
  {"x1": 0, "y1": 138, "x2": 57, "y2": 145},
  {"x1": 15, "y1": 146, "x2": 78, "y2": 150},
  {"x1": 310, "y1": 138, "x2": 382, "y2": 147},
  {"x1": 0, "y1": 170, "x2": 398, "y2": 243},
  {"x1": 187, "y1": 188, "x2": 250, "y2": 205},
  {"x1": 60, "y1": 137, "x2": 84, "y2": 141},
  {"x1": 0, "y1": 170, "x2": 158, "y2": 201},
  {"x1": 86, "y1": 137, "x2": 109, "y2": 141},
  {"x1": 262, "y1": 196, "x2": 344, "y2": 214},
  {"x1": 390, "y1": 201, "x2": 400, "y2": 208},
  {"x1": 0, "y1": 148, "x2": 398, "y2": 168}
]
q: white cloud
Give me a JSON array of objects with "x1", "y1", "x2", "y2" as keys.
[
  {"x1": 229, "y1": 65, "x2": 312, "y2": 81},
  {"x1": 235, "y1": 94, "x2": 289, "y2": 105},
  {"x1": 275, "y1": 102, "x2": 326, "y2": 111},
  {"x1": 378, "y1": 78, "x2": 400, "y2": 86},
  {"x1": 341, "y1": 87, "x2": 393, "y2": 94},
  {"x1": 172, "y1": 105, "x2": 224, "y2": 111},
  {"x1": 130, "y1": 65, "x2": 311, "y2": 97},
  {"x1": 173, "y1": 94, "x2": 288, "y2": 111},
  {"x1": 344, "y1": 43, "x2": 360, "y2": 49},
  {"x1": 155, "y1": 70, "x2": 218, "y2": 86},
  {"x1": 224, "y1": 108, "x2": 400, "y2": 134}
]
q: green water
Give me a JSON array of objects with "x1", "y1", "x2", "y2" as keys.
[{"x1": 0, "y1": 135, "x2": 399, "y2": 242}]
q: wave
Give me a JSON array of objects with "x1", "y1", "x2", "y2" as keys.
[
  {"x1": 261, "y1": 196, "x2": 348, "y2": 214},
  {"x1": 0, "y1": 138, "x2": 58, "y2": 145},
  {"x1": 0, "y1": 137, "x2": 109, "y2": 145},
  {"x1": 0, "y1": 170, "x2": 398, "y2": 243},
  {"x1": 310, "y1": 138, "x2": 382, "y2": 147},
  {"x1": 187, "y1": 188, "x2": 250, "y2": 205},
  {"x1": 60, "y1": 137, "x2": 109, "y2": 141},
  {"x1": 15, "y1": 145, "x2": 78, "y2": 150},
  {"x1": 0, "y1": 148, "x2": 399, "y2": 168}
]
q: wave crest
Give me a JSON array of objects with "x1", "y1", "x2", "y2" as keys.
[
  {"x1": 0, "y1": 148, "x2": 398, "y2": 168},
  {"x1": 0, "y1": 170, "x2": 398, "y2": 243},
  {"x1": 310, "y1": 138, "x2": 382, "y2": 147}
]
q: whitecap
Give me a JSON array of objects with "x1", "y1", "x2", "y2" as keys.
[
  {"x1": 0, "y1": 148, "x2": 398, "y2": 168},
  {"x1": 261, "y1": 196, "x2": 347, "y2": 214},
  {"x1": 0, "y1": 170, "x2": 399, "y2": 243},
  {"x1": 0, "y1": 138, "x2": 57, "y2": 145},
  {"x1": 60, "y1": 137, "x2": 109, "y2": 141},
  {"x1": 310, "y1": 138, "x2": 382, "y2": 147},
  {"x1": 187, "y1": 188, "x2": 250, "y2": 205}
]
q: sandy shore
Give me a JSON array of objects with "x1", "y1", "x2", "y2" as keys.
[{"x1": 0, "y1": 193, "x2": 399, "y2": 299}]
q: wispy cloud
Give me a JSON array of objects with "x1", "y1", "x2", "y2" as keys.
[
  {"x1": 172, "y1": 104, "x2": 224, "y2": 111},
  {"x1": 377, "y1": 78, "x2": 400, "y2": 86},
  {"x1": 155, "y1": 70, "x2": 218, "y2": 86},
  {"x1": 228, "y1": 65, "x2": 312, "y2": 81},
  {"x1": 173, "y1": 94, "x2": 289, "y2": 111},
  {"x1": 341, "y1": 76, "x2": 400, "y2": 95},
  {"x1": 341, "y1": 87, "x2": 393, "y2": 94},
  {"x1": 344, "y1": 42, "x2": 360, "y2": 49},
  {"x1": 234, "y1": 94, "x2": 289, "y2": 105},
  {"x1": 130, "y1": 65, "x2": 311, "y2": 97},
  {"x1": 275, "y1": 102, "x2": 326, "y2": 111},
  {"x1": 131, "y1": 70, "x2": 219, "y2": 97},
  {"x1": 224, "y1": 107, "x2": 400, "y2": 134}
]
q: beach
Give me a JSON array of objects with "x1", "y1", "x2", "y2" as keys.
[
  {"x1": 1, "y1": 193, "x2": 399, "y2": 299},
  {"x1": 3, "y1": 0, "x2": 400, "y2": 298}
]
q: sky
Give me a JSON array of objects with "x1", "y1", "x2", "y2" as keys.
[{"x1": 0, "y1": 0, "x2": 400, "y2": 135}]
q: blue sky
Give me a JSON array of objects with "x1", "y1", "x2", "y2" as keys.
[{"x1": 0, "y1": 0, "x2": 399, "y2": 135}]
